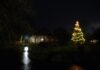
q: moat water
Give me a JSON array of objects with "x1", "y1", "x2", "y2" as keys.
[{"x1": 0, "y1": 45, "x2": 99, "y2": 70}]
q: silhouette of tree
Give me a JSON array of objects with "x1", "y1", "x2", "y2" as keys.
[{"x1": 0, "y1": 0, "x2": 34, "y2": 43}]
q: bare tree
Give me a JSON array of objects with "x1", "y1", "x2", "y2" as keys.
[{"x1": 0, "y1": 0, "x2": 34, "y2": 42}]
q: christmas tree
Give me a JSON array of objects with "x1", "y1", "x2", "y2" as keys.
[{"x1": 71, "y1": 21, "x2": 85, "y2": 44}]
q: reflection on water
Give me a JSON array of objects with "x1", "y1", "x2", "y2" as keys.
[
  {"x1": 0, "y1": 45, "x2": 98, "y2": 70},
  {"x1": 22, "y1": 46, "x2": 31, "y2": 70},
  {"x1": 69, "y1": 65, "x2": 83, "y2": 70}
]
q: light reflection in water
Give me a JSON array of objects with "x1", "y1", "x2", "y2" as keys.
[
  {"x1": 69, "y1": 65, "x2": 83, "y2": 70},
  {"x1": 22, "y1": 46, "x2": 30, "y2": 70}
]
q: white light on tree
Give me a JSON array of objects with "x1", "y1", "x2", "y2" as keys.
[{"x1": 71, "y1": 21, "x2": 85, "y2": 44}]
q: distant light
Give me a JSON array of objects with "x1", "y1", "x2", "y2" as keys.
[
  {"x1": 24, "y1": 46, "x2": 29, "y2": 52},
  {"x1": 90, "y1": 39, "x2": 98, "y2": 44},
  {"x1": 41, "y1": 37, "x2": 44, "y2": 42},
  {"x1": 29, "y1": 36, "x2": 35, "y2": 43}
]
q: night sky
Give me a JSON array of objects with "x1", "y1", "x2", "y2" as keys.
[
  {"x1": 1, "y1": 0, "x2": 100, "y2": 34},
  {"x1": 32, "y1": 0, "x2": 100, "y2": 33}
]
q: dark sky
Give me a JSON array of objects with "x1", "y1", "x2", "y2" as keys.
[{"x1": 32, "y1": 0, "x2": 100, "y2": 32}]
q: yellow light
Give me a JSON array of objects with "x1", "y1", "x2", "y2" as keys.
[
  {"x1": 77, "y1": 28, "x2": 81, "y2": 31},
  {"x1": 75, "y1": 21, "x2": 80, "y2": 27},
  {"x1": 71, "y1": 20, "x2": 85, "y2": 44},
  {"x1": 74, "y1": 28, "x2": 81, "y2": 31},
  {"x1": 72, "y1": 33, "x2": 76, "y2": 36}
]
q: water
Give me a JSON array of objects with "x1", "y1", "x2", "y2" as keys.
[{"x1": 0, "y1": 45, "x2": 100, "y2": 70}]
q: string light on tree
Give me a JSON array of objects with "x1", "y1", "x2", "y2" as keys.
[{"x1": 71, "y1": 21, "x2": 85, "y2": 44}]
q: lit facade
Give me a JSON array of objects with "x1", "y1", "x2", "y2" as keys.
[{"x1": 20, "y1": 35, "x2": 50, "y2": 45}]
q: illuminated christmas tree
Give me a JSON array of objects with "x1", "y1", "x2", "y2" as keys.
[{"x1": 71, "y1": 21, "x2": 85, "y2": 44}]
